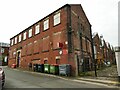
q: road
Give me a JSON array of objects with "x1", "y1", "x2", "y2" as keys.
[{"x1": 2, "y1": 66, "x2": 118, "y2": 89}]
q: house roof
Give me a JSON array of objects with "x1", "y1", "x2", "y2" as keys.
[
  {"x1": 10, "y1": 4, "x2": 70, "y2": 40},
  {"x1": 10, "y1": 4, "x2": 91, "y2": 40}
]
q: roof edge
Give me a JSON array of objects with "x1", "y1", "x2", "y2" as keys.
[{"x1": 10, "y1": 4, "x2": 70, "y2": 40}]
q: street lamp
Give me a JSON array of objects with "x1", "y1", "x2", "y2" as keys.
[
  {"x1": 92, "y1": 32, "x2": 97, "y2": 77},
  {"x1": 92, "y1": 41, "x2": 97, "y2": 77}
]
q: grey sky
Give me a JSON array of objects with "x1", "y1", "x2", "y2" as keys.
[{"x1": 0, "y1": 0, "x2": 118, "y2": 47}]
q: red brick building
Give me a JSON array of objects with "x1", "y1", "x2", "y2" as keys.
[
  {"x1": 93, "y1": 33, "x2": 116, "y2": 69},
  {"x1": 9, "y1": 4, "x2": 93, "y2": 76},
  {"x1": 0, "y1": 42, "x2": 9, "y2": 66},
  {"x1": 93, "y1": 33, "x2": 103, "y2": 68},
  {"x1": 103, "y1": 41, "x2": 116, "y2": 65}
]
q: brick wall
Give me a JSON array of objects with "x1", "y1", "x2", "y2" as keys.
[{"x1": 9, "y1": 4, "x2": 93, "y2": 76}]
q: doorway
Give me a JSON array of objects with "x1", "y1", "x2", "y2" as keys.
[{"x1": 16, "y1": 51, "x2": 21, "y2": 67}]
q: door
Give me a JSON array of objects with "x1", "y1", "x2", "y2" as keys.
[{"x1": 17, "y1": 51, "x2": 21, "y2": 67}]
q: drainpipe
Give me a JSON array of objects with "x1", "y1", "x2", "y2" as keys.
[
  {"x1": 91, "y1": 30, "x2": 97, "y2": 77},
  {"x1": 77, "y1": 16, "x2": 84, "y2": 73},
  {"x1": 67, "y1": 5, "x2": 72, "y2": 54}
]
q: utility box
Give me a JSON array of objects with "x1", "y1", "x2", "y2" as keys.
[{"x1": 59, "y1": 64, "x2": 71, "y2": 76}]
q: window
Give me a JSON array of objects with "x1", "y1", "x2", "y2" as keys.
[
  {"x1": 43, "y1": 19, "x2": 49, "y2": 31},
  {"x1": 15, "y1": 37, "x2": 17, "y2": 44},
  {"x1": 27, "y1": 43, "x2": 33, "y2": 55},
  {"x1": 56, "y1": 59, "x2": 60, "y2": 64},
  {"x1": 21, "y1": 45, "x2": 26, "y2": 56},
  {"x1": 42, "y1": 36, "x2": 49, "y2": 52},
  {"x1": 54, "y1": 12, "x2": 60, "y2": 26},
  {"x1": 28, "y1": 29, "x2": 32, "y2": 38},
  {"x1": 35, "y1": 24, "x2": 40, "y2": 35},
  {"x1": 11, "y1": 39, "x2": 14, "y2": 46},
  {"x1": 82, "y1": 37, "x2": 86, "y2": 51},
  {"x1": 44, "y1": 60, "x2": 48, "y2": 64},
  {"x1": 53, "y1": 32, "x2": 62, "y2": 49},
  {"x1": 23, "y1": 32, "x2": 27, "y2": 40},
  {"x1": 19, "y1": 34, "x2": 21, "y2": 42},
  {"x1": 1, "y1": 48, "x2": 4, "y2": 53}
]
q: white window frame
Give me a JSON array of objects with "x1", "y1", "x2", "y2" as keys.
[
  {"x1": 23, "y1": 32, "x2": 27, "y2": 40},
  {"x1": 15, "y1": 37, "x2": 17, "y2": 44},
  {"x1": 1, "y1": 48, "x2": 4, "y2": 53},
  {"x1": 54, "y1": 12, "x2": 60, "y2": 26},
  {"x1": 28, "y1": 29, "x2": 32, "y2": 38},
  {"x1": 43, "y1": 19, "x2": 49, "y2": 31},
  {"x1": 19, "y1": 34, "x2": 22, "y2": 42},
  {"x1": 35, "y1": 24, "x2": 40, "y2": 34},
  {"x1": 11, "y1": 39, "x2": 14, "y2": 46}
]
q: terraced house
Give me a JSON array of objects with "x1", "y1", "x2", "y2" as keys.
[
  {"x1": 8, "y1": 4, "x2": 94, "y2": 76},
  {"x1": 0, "y1": 42, "x2": 9, "y2": 66},
  {"x1": 93, "y1": 33, "x2": 116, "y2": 69}
]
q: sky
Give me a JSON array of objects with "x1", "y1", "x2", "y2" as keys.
[{"x1": 0, "y1": 0, "x2": 118, "y2": 47}]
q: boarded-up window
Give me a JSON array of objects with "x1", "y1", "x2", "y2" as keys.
[
  {"x1": 12, "y1": 48, "x2": 16, "y2": 58},
  {"x1": 33, "y1": 40, "x2": 39, "y2": 54},
  {"x1": 82, "y1": 37, "x2": 86, "y2": 51},
  {"x1": 27, "y1": 43, "x2": 33, "y2": 55},
  {"x1": 42, "y1": 36, "x2": 49, "y2": 52},
  {"x1": 21, "y1": 45, "x2": 27, "y2": 56},
  {"x1": 53, "y1": 32, "x2": 62, "y2": 49},
  {"x1": 86, "y1": 40, "x2": 90, "y2": 53},
  {"x1": 9, "y1": 49, "x2": 13, "y2": 58},
  {"x1": 88, "y1": 41, "x2": 92, "y2": 54}
]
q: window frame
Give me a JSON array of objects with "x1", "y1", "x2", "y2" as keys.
[
  {"x1": 54, "y1": 12, "x2": 60, "y2": 26},
  {"x1": 43, "y1": 19, "x2": 49, "y2": 31},
  {"x1": 28, "y1": 29, "x2": 32, "y2": 38},
  {"x1": 23, "y1": 32, "x2": 27, "y2": 40},
  {"x1": 35, "y1": 24, "x2": 40, "y2": 35},
  {"x1": 11, "y1": 39, "x2": 14, "y2": 46},
  {"x1": 18, "y1": 34, "x2": 22, "y2": 42},
  {"x1": 1, "y1": 48, "x2": 4, "y2": 53},
  {"x1": 15, "y1": 37, "x2": 17, "y2": 44}
]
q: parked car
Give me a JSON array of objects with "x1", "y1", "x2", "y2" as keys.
[{"x1": 0, "y1": 66, "x2": 5, "y2": 87}]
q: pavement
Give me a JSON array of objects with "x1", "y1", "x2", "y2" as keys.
[{"x1": 7, "y1": 66, "x2": 120, "y2": 88}]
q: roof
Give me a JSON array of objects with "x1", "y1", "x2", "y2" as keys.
[
  {"x1": 0, "y1": 42, "x2": 10, "y2": 47},
  {"x1": 70, "y1": 4, "x2": 91, "y2": 26},
  {"x1": 10, "y1": 4, "x2": 70, "y2": 40},
  {"x1": 10, "y1": 4, "x2": 91, "y2": 40}
]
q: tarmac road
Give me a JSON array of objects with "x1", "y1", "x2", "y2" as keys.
[{"x1": 2, "y1": 66, "x2": 118, "y2": 89}]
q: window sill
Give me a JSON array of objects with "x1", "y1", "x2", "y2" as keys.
[
  {"x1": 33, "y1": 52, "x2": 39, "y2": 54},
  {"x1": 53, "y1": 22, "x2": 61, "y2": 27},
  {"x1": 52, "y1": 48, "x2": 61, "y2": 51},
  {"x1": 35, "y1": 32, "x2": 40, "y2": 36},
  {"x1": 27, "y1": 54, "x2": 32, "y2": 56},
  {"x1": 42, "y1": 50, "x2": 49, "y2": 53},
  {"x1": 43, "y1": 28, "x2": 49, "y2": 32}
]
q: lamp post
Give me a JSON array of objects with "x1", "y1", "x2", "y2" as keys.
[
  {"x1": 92, "y1": 42, "x2": 97, "y2": 77},
  {"x1": 91, "y1": 33, "x2": 97, "y2": 77}
]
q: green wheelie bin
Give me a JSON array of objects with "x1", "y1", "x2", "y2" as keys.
[
  {"x1": 44, "y1": 64, "x2": 50, "y2": 73},
  {"x1": 50, "y1": 64, "x2": 59, "y2": 75}
]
